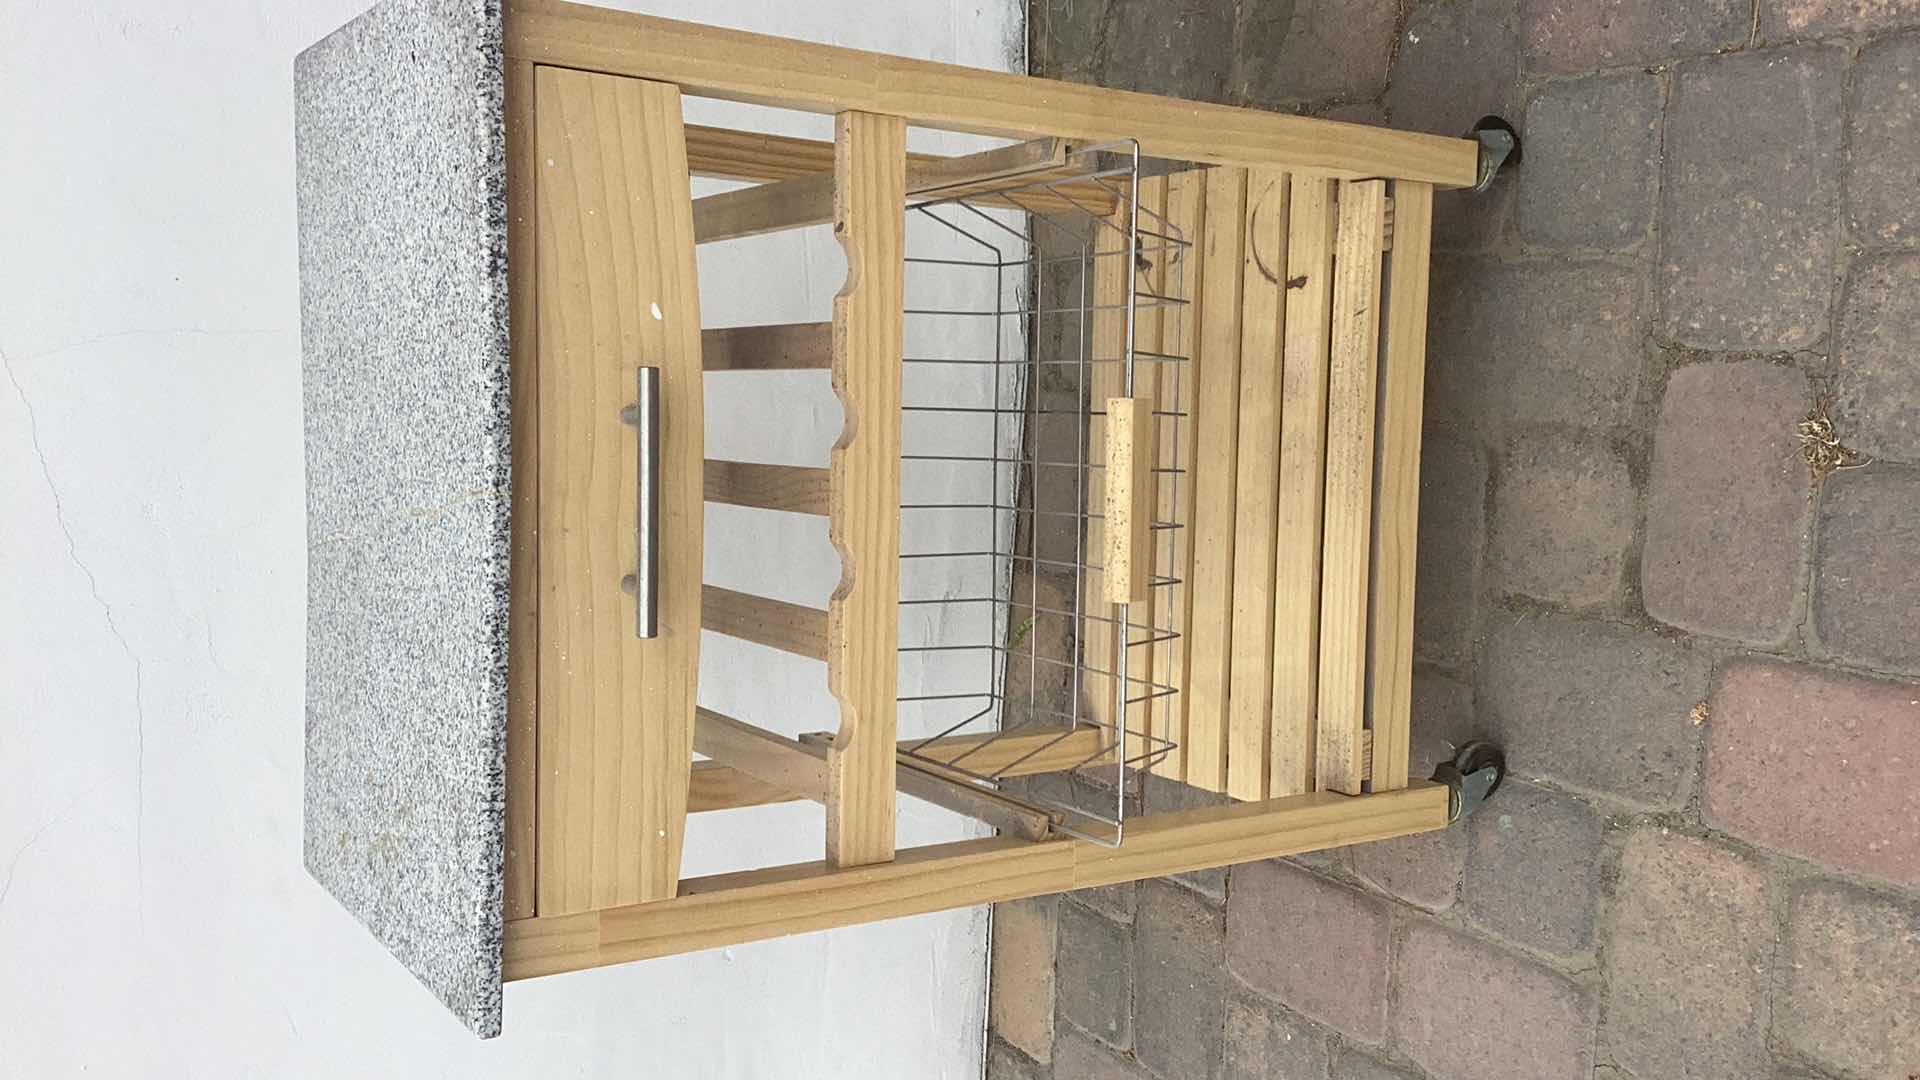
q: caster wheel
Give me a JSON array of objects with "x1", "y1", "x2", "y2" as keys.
[
  {"x1": 1469, "y1": 115, "x2": 1521, "y2": 193},
  {"x1": 1432, "y1": 740, "x2": 1506, "y2": 823}
]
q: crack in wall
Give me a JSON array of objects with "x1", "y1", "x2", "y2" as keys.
[{"x1": 1, "y1": 346, "x2": 147, "y2": 917}]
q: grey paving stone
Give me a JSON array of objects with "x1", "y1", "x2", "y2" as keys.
[
  {"x1": 1330, "y1": 1047, "x2": 1422, "y2": 1080},
  {"x1": 1426, "y1": 259, "x2": 1646, "y2": 434},
  {"x1": 1220, "y1": 992, "x2": 1331, "y2": 1080},
  {"x1": 1432, "y1": 177, "x2": 1515, "y2": 254},
  {"x1": 1104, "y1": 1, "x2": 1232, "y2": 101},
  {"x1": 1660, "y1": 47, "x2": 1846, "y2": 350},
  {"x1": 1144, "y1": 776, "x2": 1229, "y2": 899},
  {"x1": 1834, "y1": 254, "x2": 1920, "y2": 464},
  {"x1": 1226, "y1": 861, "x2": 1391, "y2": 1044},
  {"x1": 1388, "y1": 0, "x2": 1520, "y2": 138},
  {"x1": 1849, "y1": 33, "x2": 1920, "y2": 247},
  {"x1": 1030, "y1": 0, "x2": 1109, "y2": 83},
  {"x1": 1392, "y1": 919, "x2": 1598, "y2": 1080},
  {"x1": 1517, "y1": 71, "x2": 1662, "y2": 250},
  {"x1": 1057, "y1": 901, "x2": 1132, "y2": 1050},
  {"x1": 1054, "y1": 1026, "x2": 1153, "y2": 1080},
  {"x1": 992, "y1": 895, "x2": 1058, "y2": 1063},
  {"x1": 1777, "y1": 880, "x2": 1920, "y2": 1078},
  {"x1": 1131, "y1": 882, "x2": 1225, "y2": 1080},
  {"x1": 1233, "y1": 0, "x2": 1398, "y2": 105},
  {"x1": 1521, "y1": 0, "x2": 1749, "y2": 72},
  {"x1": 1706, "y1": 659, "x2": 1920, "y2": 888},
  {"x1": 1813, "y1": 466, "x2": 1920, "y2": 672},
  {"x1": 1410, "y1": 669, "x2": 1481, "y2": 780},
  {"x1": 1321, "y1": 101, "x2": 1386, "y2": 125},
  {"x1": 988, "y1": 1038, "x2": 1050, "y2": 1080},
  {"x1": 1479, "y1": 610, "x2": 1711, "y2": 808},
  {"x1": 1641, "y1": 360, "x2": 1813, "y2": 645},
  {"x1": 1761, "y1": 0, "x2": 1920, "y2": 41},
  {"x1": 1414, "y1": 432, "x2": 1487, "y2": 668},
  {"x1": 1489, "y1": 432, "x2": 1636, "y2": 609},
  {"x1": 1071, "y1": 881, "x2": 1138, "y2": 926},
  {"x1": 1602, "y1": 829, "x2": 1773, "y2": 1080},
  {"x1": 1463, "y1": 780, "x2": 1605, "y2": 955},
  {"x1": 1350, "y1": 826, "x2": 1467, "y2": 912}
]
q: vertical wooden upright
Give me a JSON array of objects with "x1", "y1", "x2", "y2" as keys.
[
  {"x1": 825, "y1": 110, "x2": 906, "y2": 868},
  {"x1": 1315, "y1": 180, "x2": 1388, "y2": 796},
  {"x1": 533, "y1": 66, "x2": 705, "y2": 912},
  {"x1": 1368, "y1": 182, "x2": 1435, "y2": 792}
]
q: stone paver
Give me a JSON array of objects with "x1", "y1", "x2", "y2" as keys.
[
  {"x1": 1052, "y1": 1027, "x2": 1152, "y2": 1080},
  {"x1": 988, "y1": 1039, "x2": 1048, "y2": 1080},
  {"x1": 1706, "y1": 659, "x2": 1920, "y2": 889},
  {"x1": 1131, "y1": 882, "x2": 1224, "y2": 1080},
  {"x1": 1226, "y1": 861, "x2": 1390, "y2": 1044},
  {"x1": 1489, "y1": 432, "x2": 1636, "y2": 608},
  {"x1": 1144, "y1": 777, "x2": 1228, "y2": 900},
  {"x1": 1070, "y1": 881, "x2": 1137, "y2": 926},
  {"x1": 1834, "y1": 255, "x2": 1920, "y2": 464},
  {"x1": 991, "y1": 896, "x2": 1057, "y2": 1063},
  {"x1": 1848, "y1": 34, "x2": 1920, "y2": 247},
  {"x1": 1393, "y1": 919, "x2": 1598, "y2": 1080},
  {"x1": 1410, "y1": 670, "x2": 1480, "y2": 779},
  {"x1": 1777, "y1": 881, "x2": 1920, "y2": 1078},
  {"x1": 1521, "y1": 0, "x2": 1749, "y2": 72},
  {"x1": 1029, "y1": 0, "x2": 1107, "y2": 84},
  {"x1": 1103, "y1": 2, "x2": 1231, "y2": 101},
  {"x1": 1220, "y1": 992, "x2": 1330, "y2": 1080},
  {"x1": 1413, "y1": 433, "x2": 1486, "y2": 668},
  {"x1": 1602, "y1": 829, "x2": 1773, "y2": 1080},
  {"x1": 1232, "y1": 0, "x2": 1398, "y2": 105},
  {"x1": 1464, "y1": 781, "x2": 1606, "y2": 955},
  {"x1": 1660, "y1": 47, "x2": 1846, "y2": 350},
  {"x1": 1814, "y1": 466, "x2": 1920, "y2": 672},
  {"x1": 1480, "y1": 610, "x2": 1711, "y2": 808},
  {"x1": 1762, "y1": 0, "x2": 1920, "y2": 41},
  {"x1": 1641, "y1": 360, "x2": 1813, "y2": 645},
  {"x1": 1427, "y1": 259, "x2": 1646, "y2": 433},
  {"x1": 1387, "y1": 0, "x2": 1519, "y2": 138},
  {"x1": 1331, "y1": 1048, "x2": 1421, "y2": 1080},
  {"x1": 1351, "y1": 826, "x2": 1466, "y2": 912},
  {"x1": 1518, "y1": 72, "x2": 1663, "y2": 250},
  {"x1": 1057, "y1": 902, "x2": 1131, "y2": 1050}
]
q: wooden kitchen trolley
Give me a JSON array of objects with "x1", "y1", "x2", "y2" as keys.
[{"x1": 494, "y1": 0, "x2": 1501, "y2": 985}]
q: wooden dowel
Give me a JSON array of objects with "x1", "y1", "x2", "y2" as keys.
[
  {"x1": 694, "y1": 709, "x2": 829, "y2": 802},
  {"x1": 704, "y1": 459, "x2": 829, "y2": 515}
]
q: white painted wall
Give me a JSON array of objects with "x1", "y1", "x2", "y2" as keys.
[{"x1": 0, "y1": 1, "x2": 1025, "y2": 1075}]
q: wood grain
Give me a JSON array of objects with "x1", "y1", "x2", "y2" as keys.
[
  {"x1": 701, "y1": 322, "x2": 831, "y2": 370},
  {"x1": 1225, "y1": 170, "x2": 1289, "y2": 802},
  {"x1": 1179, "y1": 167, "x2": 1246, "y2": 794},
  {"x1": 825, "y1": 111, "x2": 906, "y2": 868},
  {"x1": 1367, "y1": 182, "x2": 1434, "y2": 793},
  {"x1": 693, "y1": 708, "x2": 829, "y2": 802},
  {"x1": 1102, "y1": 396, "x2": 1154, "y2": 605},
  {"x1": 701, "y1": 584, "x2": 828, "y2": 662},
  {"x1": 1315, "y1": 180, "x2": 1388, "y2": 796},
  {"x1": 533, "y1": 66, "x2": 702, "y2": 913},
  {"x1": 1268, "y1": 176, "x2": 1337, "y2": 798},
  {"x1": 704, "y1": 459, "x2": 829, "y2": 515},
  {"x1": 1154, "y1": 169, "x2": 1204, "y2": 783},
  {"x1": 505, "y1": 0, "x2": 1479, "y2": 187}
]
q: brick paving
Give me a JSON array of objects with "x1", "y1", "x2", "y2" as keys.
[{"x1": 992, "y1": 3, "x2": 1920, "y2": 1078}]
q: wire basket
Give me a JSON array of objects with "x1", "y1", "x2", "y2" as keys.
[{"x1": 893, "y1": 140, "x2": 1192, "y2": 845}]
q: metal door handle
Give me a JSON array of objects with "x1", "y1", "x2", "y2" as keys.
[{"x1": 620, "y1": 366, "x2": 660, "y2": 638}]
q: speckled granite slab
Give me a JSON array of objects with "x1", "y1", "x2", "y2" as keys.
[{"x1": 295, "y1": 0, "x2": 509, "y2": 1037}]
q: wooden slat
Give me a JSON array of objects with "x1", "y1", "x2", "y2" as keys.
[
  {"x1": 1154, "y1": 169, "x2": 1204, "y2": 783},
  {"x1": 683, "y1": 125, "x2": 1107, "y2": 216},
  {"x1": 825, "y1": 111, "x2": 906, "y2": 868},
  {"x1": 690, "y1": 726, "x2": 1112, "y2": 812},
  {"x1": 694, "y1": 708, "x2": 829, "y2": 801},
  {"x1": 502, "y1": 783, "x2": 1450, "y2": 980},
  {"x1": 534, "y1": 67, "x2": 703, "y2": 913},
  {"x1": 506, "y1": 0, "x2": 1479, "y2": 187},
  {"x1": 1102, "y1": 396, "x2": 1154, "y2": 604},
  {"x1": 704, "y1": 459, "x2": 829, "y2": 514},
  {"x1": 797, "y1": 733, "x2": 1053, "y2": 841},
  {"x1": 1224, "y1": 170, "x2": 1288, "y2": 802},
  {"x1": 702, "y1": 584, "x2": 828, "y2": 661},
  {"x1": 692, "y1": 138, "x2": 1070, "y2": 243},
  {"x1": 1125, "y1": 177, "x2": 1168, "y2": 767},
  {"x1": 701, "y1": 322, "x2": 831, "y2": 370},
  {"x1": 1267, "y1": 176, "x2": 1337, "y2": 798},
  {"x1": 1079, "y1": 202, "x2": 1130, "y2": 742},
  {"x1": 1368, "y1": 182, "x2": 1435, "y2": 793},
  {"x1": 1179, "y1": 167, "x2": 1246, "y2": 794},
  {"x1": 1315, "y1": 180, "x2": 1389, "y2": 796},
  {"x1": 503, "y1": 57, "x2": 538, "y2": 921}
]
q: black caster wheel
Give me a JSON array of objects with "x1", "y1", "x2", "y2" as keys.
[
  {"x1": 1468, "y1": 115, "x2": 1521, "y2": 193},
  {"x1": 1432, "y1": 740, "x2": 1506, "y2": 823}
]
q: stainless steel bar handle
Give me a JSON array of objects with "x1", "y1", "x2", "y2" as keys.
[{"x1": 620, "y1": 366, "x2": 660, "y2": 638}]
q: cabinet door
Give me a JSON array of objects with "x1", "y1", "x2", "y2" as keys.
[{"x1": 532, "y1": 65, "x2": 703, "y2": 914}]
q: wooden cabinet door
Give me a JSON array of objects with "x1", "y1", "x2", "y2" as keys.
[{"x1": 531, "y1": 65, "x2": 703, "y2": 914}]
